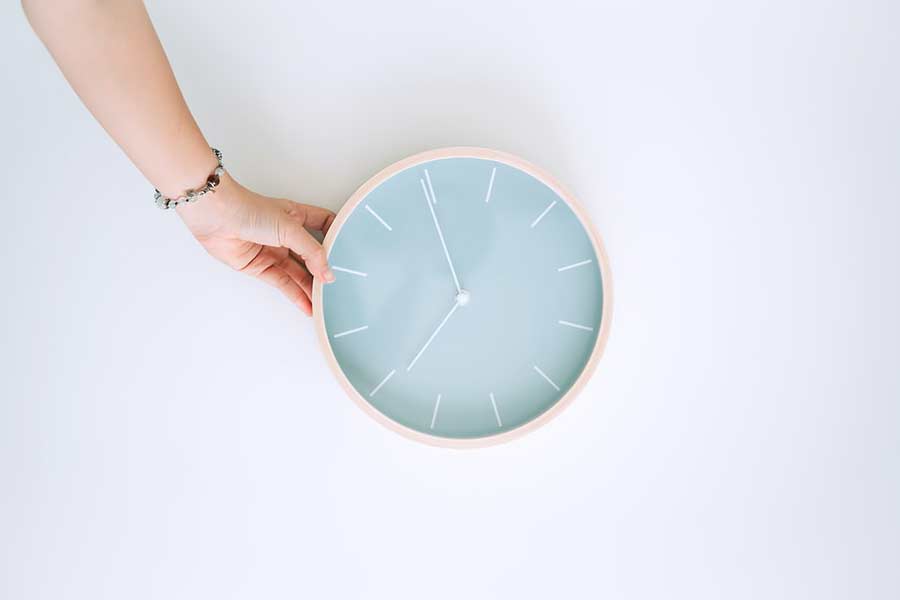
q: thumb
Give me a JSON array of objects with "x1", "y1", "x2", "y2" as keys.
[{"x1": 273, "y1": 204, "x2": 335, "y2": 282}]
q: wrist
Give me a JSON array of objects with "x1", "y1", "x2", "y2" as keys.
[
  {"x1": 174, "y1": 169, "x2": 240, "y2": 217},
  {"x1": 153, "y1": 146, "x2": 221, "y2": 200},
  {"x1": 153, "y1": 147, "x2": 226, "y2": 210}
]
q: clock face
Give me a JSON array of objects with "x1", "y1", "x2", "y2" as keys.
[{"x1": 314, "y1": 148, "x2": 610, "y2": 446}]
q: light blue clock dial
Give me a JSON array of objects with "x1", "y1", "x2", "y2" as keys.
[{"x1": 322, "y1": 155, "x2": 604, "y2": 440}]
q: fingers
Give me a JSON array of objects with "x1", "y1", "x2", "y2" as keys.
[
  {"x1": 288, "y1": 201, "x2": 336, "y2": 234},
  {"x1": 276, "y1": 218, "x2": 335, "y2": 282},
  {"x1": 281, "y1": 253, "x2": 313, "y2": 300},
  {"x1": 195, "y1": 186, "x2": 335, "y2": 313},
  {"x1": 237, "y1": 246, "x2": 313, "y2": 315},
  {"x1": 233, "y1": 195, "x2": 336, "y2": 283},
  {"x1": 256, "y1": 264, "x2": 312, "y2": 316}
]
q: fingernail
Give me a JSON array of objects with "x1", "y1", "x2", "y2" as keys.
[{"x1": 324, "y1": 269, "x2": 335, "y2": 283}]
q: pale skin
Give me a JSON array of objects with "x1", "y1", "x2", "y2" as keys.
[{"x1": 22, "y1": 0, "x2": 335, "y2": 316}]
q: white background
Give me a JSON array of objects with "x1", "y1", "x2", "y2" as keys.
[{"x1": 2, "y1": 1, "x2": 898, "y2": 598}]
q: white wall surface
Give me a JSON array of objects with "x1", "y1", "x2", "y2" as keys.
[{"x1": 2, "y1": 1, "x2": 898, "y2": 598}]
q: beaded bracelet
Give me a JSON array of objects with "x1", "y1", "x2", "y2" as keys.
[{"x1": 154, "y1": 147, "x2": 224, "y2": 210}]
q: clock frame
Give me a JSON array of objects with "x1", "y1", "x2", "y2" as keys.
[{"x1": 312, "y1": 147, "x2": 612, "y2": 448}]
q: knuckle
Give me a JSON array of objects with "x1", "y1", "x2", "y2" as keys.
[{"x1": 281, "y1": 204, "x2": 307, "y2": 226}]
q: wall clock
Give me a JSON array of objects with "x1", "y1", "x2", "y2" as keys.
[{"x1": 312, "y1": 147, "x2": 612, "y2": 447}]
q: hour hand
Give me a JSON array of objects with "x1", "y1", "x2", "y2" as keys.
[{"x1": 420, "y1": 177, "x2": 462, "y2": 294}]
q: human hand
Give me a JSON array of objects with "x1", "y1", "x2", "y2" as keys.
[
  {"x1": 23, "y1": 0, "x2": 336, "y2": 317},
  {"x1": 176, "y1": 173, "x2": 335, "y2": 316}
]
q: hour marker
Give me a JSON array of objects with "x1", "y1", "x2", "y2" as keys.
[
  {"x1": 557, "y1": 259, "x2": 592, "y2": 272},
  {"x1": 484, "y1": 167, "x2": 497, "y2": 203},
  {"x1": 430, "y1": 394, "x2": 442, "y2": 430},
  {"x1": 365, "y1": 204, "x2": 392, "y2": 231},
  {"x1": 333, "y1": 325, "x2": 369, "y2": 338},
  {"x1": 489, "y1": 392, "x2": 503, "y2": 427},
  {"x1": 369, "y1": 369, "x2": 396, "y2": 397},
  {"x1": 530, "y1": 200, "x2": 557, "y2": 228},
  {"x1": 533, "y1": 365, "x2": 560, "y2": 391},
  {"x1": 331, "y1": 266, "x2": 368, "y2": 277},
  {"x1": 424, "y1": 169, "x2": 438, "y2": 204},
  {"x1": 558, "y1": 320, "x2": 594, "y2": 332}
]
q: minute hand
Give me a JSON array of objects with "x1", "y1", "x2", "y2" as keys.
[{"x1": 420, "y1": 178, "x2": 462, "y2": 293}]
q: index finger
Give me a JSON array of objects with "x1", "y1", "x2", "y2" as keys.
[
  {"x1": 277, "y1": 218, "x2": 334, "y2": 282},
  {"x1": 283, "y1": 200, "x2": 336, "y2": 234}
]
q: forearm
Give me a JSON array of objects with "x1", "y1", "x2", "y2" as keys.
[
  {"x1": 22, "y1": 0, "x2": 215, "y2": 198},
  {"x1": 23, "y1": 0, "x2": 335, "y2": 313}
]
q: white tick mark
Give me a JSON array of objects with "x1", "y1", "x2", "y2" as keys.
[
  {"x1": 333, "y1": 325, "x2": 369, "y2": 338},
  {"x1": 430, "y1": 394, "x2": 442, "y2": 430},
  {"x1": 331, "y1": 266, "x2": 368, "y2": 277},
  {"x1": 424, "y1": 169, "x2": 438, "y2": 204},
  {"x1": 557, "y1": 259, "x2": 593, "y2": 272},
  {"x1": 530, "y1": 200, "x2": 557, "y2": 228},
  {"x1": 369, "y1": 369, "x2": 396, "y2": 397},
  {"x1": 365, "y1": 204, "x2": 392, "y2": 231},
  {"x1": 484, "y1": 167, "x2": 497, "y2": 203},
  {"x1": 558, "y1": 320, "x2": 594, "y2": 332},
  {"x1": 489, "y1": 392, "x2": 503, "y2": 427},
  {"x1": 533, "y1": 365, "x2": 561, "y2": 392}
]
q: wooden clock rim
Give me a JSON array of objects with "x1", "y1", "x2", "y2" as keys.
[{"x1": 312, "y1": 146, "x2": 613, "y2": 448}]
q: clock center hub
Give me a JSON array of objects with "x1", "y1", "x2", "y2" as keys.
[{"x1": 455, "y1": 289, "x2": 472, "y2": 307}]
